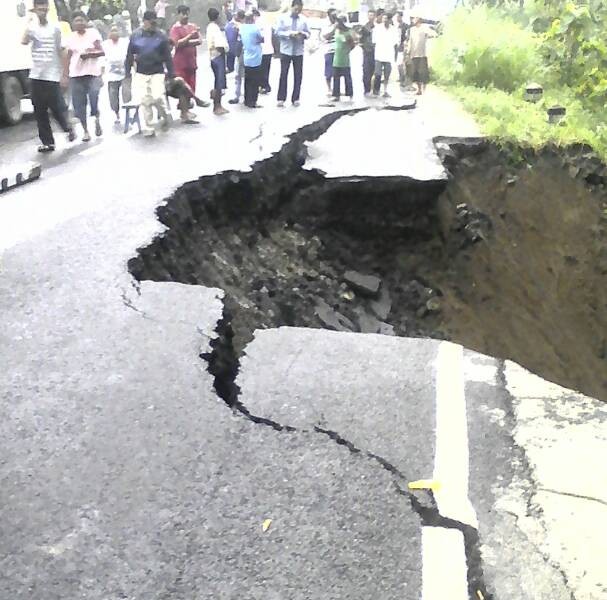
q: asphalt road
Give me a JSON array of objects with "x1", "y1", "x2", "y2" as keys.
[{"x1": 1, "y1": 49, "x2": 604, "y2": 600}]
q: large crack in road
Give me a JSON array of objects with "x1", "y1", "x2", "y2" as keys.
[{"x1": 128, "y1": 106, "x2": 607, "y2": 599}]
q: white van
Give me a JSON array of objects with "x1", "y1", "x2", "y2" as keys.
[{"x1": 0, "y1": 0, "x2": 63, "y2": 124}]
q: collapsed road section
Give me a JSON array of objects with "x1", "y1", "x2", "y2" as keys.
[{"x1": 129, "y1": 108, "x2": 607, "y2": 403}]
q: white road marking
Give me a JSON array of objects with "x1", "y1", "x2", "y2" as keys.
[
  {"x1": 433, "y1": 341, "x2": 478, "y2": 528},
  {"x1": 420, "y1": 341, "x2": 478, "y2": 600},
  {"x1": 421, "y1": 527, "x2": 468, "y2": 600}
]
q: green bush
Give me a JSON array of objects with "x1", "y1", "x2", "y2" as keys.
[
  {"x1": 447, "y1": 84, "x2": 607, "y2": 160},
  {"x1": 431, "y1": 6, "x2": 543, "y2": 92}
]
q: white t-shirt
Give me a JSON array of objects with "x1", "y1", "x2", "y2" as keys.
[
  {"x1": 206, "y1": 22, "x2": 227, "y2": 59},
  {"x1": 372, "y1": 24, "x2": 399, "y2": 63},
  {"x1": 102, "y1": 38, "x2": 128, "y2": 81},
  {"x1": 26, "y1": 22, "x2": 63, "y2": 83}
]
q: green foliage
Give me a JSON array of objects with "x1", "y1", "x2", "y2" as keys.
[
  {"x1": 431, "y1": 6, "x2": 543, "y2": 92},
  {"x1": 446, "y1": 84, "x2": 607, "y2": 160},
  {"x1": 433, "y1": 3, "x2": 607, "y2": 159},
  {"x1": 530, "y1": 1, "x2": 607, "y2": 107}
]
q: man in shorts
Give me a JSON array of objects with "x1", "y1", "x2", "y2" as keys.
[
  {"x1": 125, "y1": 10, "x2": 174, "y2": 136},
  {"x1": 407, "y1": 16, "x2": 436, "y2": 96}
]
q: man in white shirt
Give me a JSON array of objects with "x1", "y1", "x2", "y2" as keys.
[
  {"x1": 21, "y1": 0, "x2": 75, "y2": 152},
  {"x1": 372, "y1": 13, "x2": 399, "y2": 98}
]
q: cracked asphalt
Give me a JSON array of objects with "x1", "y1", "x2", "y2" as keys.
[{"x1": 1, "y1": 50, "x2": 605, "y2": 599}]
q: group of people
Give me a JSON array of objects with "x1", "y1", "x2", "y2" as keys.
[
  {"x1": 22, "y1": 0, "x2": 436, "y2": 151},
  {"x1": 323, "y1": 7, "x2": 436, "y2": 101}
]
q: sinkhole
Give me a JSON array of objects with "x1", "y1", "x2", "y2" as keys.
[{"x1": 128, "y1": 111, "x2": 607, "y2": 403}]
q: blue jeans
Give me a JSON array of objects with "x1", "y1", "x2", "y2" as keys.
[
  {"x1": 233, "y1": 55, "x2": 244, "y2": 99},
  {"x1": 332, "y1": 66, "x2": 353, "y2": 98},
  {"x1": 211, "y1": 54, "x2": 226, "y2": 92},
  {"x1": 324, "y1": 52, "x2": 334, "y2": 81},
  {"x1": 70, "y1": 75, "x2": 102, "y2": 128},
  {"x1": 373, "y1": 61, "x2": 392, "y2": 94}
]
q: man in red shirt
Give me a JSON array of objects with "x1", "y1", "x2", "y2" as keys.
[{"x1": 170, "y1": 5, "x2": 207, "y2": 121}]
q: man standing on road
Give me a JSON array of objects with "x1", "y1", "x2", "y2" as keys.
[
  {"x1": 321, "y1": 8, "x2": 338, "y2": 98},
  {"x1": 206, "y1": 7, "x2": 230, "y2": 115},
  {"x1": 65, "y1": 11, "x2": 105, "y2": 142},
  {"x1": 408, "y1": 16, "x2": 436, "y2": 96},
  {"x1": 21, "y1": 0, "x2": 75, "y2": 153},
  {"x1": 275, "y1": 0, "x2": 310, "y2": 107},
  {"x1": 102, "y1": 25, "x2": 128, "y2": 124},
  {"x1": 359, "y1": 9, "x2": 375, "y2": 97},
  {"x1": 125, "y1": 10, "x2": 174, "y2": 137},
  {"x1": 372, "y1": 13, "x2": 398, "y2": 98},
  {"x1": 239, "y1": 11, "x2": 264, "y2": 108},
  {"x1": 170, "y1": 4, "x2": 208, "y2": 123},
  {"x1": 331, "y1": 15, "x2": 354, "y2": 102}
]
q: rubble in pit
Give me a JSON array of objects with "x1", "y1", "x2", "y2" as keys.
[{"x1": 129, "y1": 126, "x2": 607, "y2": 402}]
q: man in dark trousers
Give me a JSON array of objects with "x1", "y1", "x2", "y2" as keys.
[
  {"x1": 359, "y1": 9, "x2": 375, "y2": 97},
  {"x1": 22, "y1": 0, "x2": 75, "y2": 153},
  {"x1": 275, "y1": 0, "x2": 310, "y2": 107}
]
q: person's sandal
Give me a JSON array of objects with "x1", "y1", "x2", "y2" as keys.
[
  {"x1": 37, "y1": 144, "x2": 55, "y2": 153},
  {"x1": 82, "y1": 132, "x2": 91, "y2": 142},
  {"x1": 95, "y1": 120, "x2": 103, "y2": 137}
]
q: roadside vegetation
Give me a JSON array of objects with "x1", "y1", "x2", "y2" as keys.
[{"x1": 430, "y1": 2, "x2": 607, "y2": 159}]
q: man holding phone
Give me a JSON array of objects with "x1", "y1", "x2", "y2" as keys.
[{"x1": 275, "y1": 0, "x2": 310, "y2": 107}]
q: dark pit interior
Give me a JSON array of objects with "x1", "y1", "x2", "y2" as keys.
[{"x1": 128, "y1": 114, "x2": 607, "y2": 402}]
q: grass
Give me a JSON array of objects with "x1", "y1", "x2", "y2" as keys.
[
  {"x1": 429, "y1": 6, "x2": 607, "y2": 161},
  {"x1": 442, "y1": 84, "x2": 607, "y2": 161}
]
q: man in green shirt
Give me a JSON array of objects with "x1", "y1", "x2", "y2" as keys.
[{"x1": 331, "y1": 16, "x2": 354, "y2": 101}]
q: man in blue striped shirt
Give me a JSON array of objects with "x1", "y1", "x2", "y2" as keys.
[{"x1": 275, "y1": 0, "x2": 310, "y2": 107}]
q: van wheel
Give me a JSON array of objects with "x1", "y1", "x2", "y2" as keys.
[{"x1": 0, "y1": 75, "x2": 24, "y2": 125}]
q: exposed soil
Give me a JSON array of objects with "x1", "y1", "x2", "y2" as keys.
[
  {"x1": 129, "y1": 115, "x2": 607, "y2": 402},
  {"x1": 435, "y1": 142, "x2": 607, "y2": 401}
]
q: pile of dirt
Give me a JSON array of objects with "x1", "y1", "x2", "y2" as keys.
[{"x1": 129, "y1": 134, "x2": 607, "y2": 401}]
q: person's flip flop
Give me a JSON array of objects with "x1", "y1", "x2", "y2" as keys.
[{"x1": 37, "y1": 144, "x2": 55, "y2": 153}]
